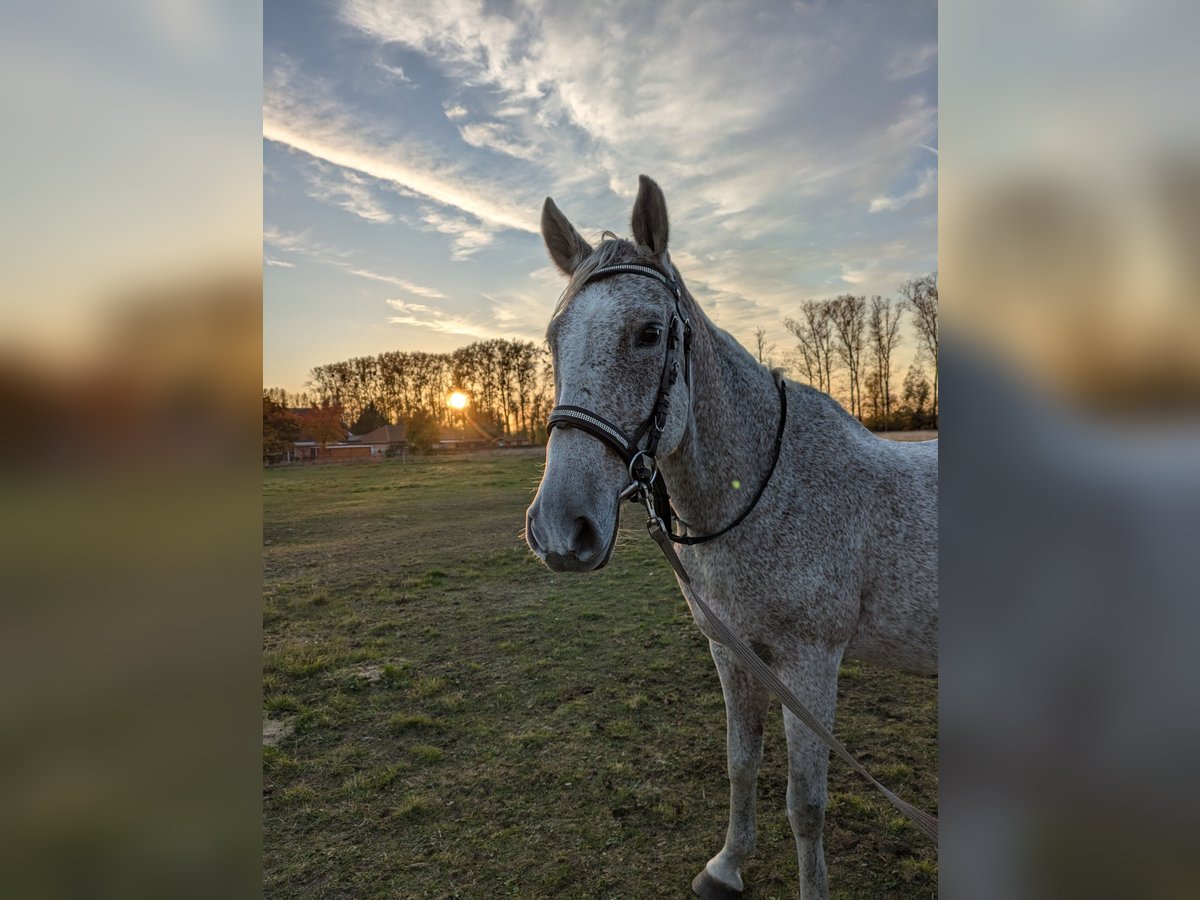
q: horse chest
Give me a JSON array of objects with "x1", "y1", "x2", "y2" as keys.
[{"x1": 679, "y1": 555, "x2": 851, "y2": 651}]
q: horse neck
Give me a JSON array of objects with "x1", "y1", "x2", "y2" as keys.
[{"x1": 659, "y1": 313, "x2": 781, "y2": 535}]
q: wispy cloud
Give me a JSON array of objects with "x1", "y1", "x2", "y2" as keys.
[
  {"x1": 418, "y1": 207, "x2": 495, "y2": 259},
  {"x1": 385, "y1": 299, "x2": 493, "y2": 337},
  {"x1": 264, "y1": 222, "x2": 447, "y2": 298},
  {"x1": 264, "y1": 255, "x2": 295, "y2": 268},
  {"x1": 348, "y1": 267, "x2": 447, "y2": 299},
  {"x1": 330, "y1": 0, "x2": 937, "y2": 281},
  {"x1": 263, "y1": 62, "x2": 540, "y2": 234},
  {"x1": 377, "y1": 61, "x2": 410, "y2": 83},
  {"x1": 304, "y1": 164, "x2": 394, "y2": 224},
  {"x1": 888, "y1": 43, "x2": 937, "y2": 81},
  {"x1": 869, "y1": 166, "x2": 937, "y2": 213},
  {"x1": 264, "y1": 225, "x2": 317, "y2": 253},
  {"x1": 457, "y1": 121, "x2": 538, "y2": 162}
]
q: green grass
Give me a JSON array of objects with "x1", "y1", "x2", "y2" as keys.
[{"x1": 263, "y1": 453, "x2": 937, "y2": 898}]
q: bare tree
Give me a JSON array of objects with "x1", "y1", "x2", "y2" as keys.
[
  {"x1": 784, "y1": 299, "x2": 835, "y2": 394},
  {"x1": 752, "y1": 326, "x2": 777, "y2": 368},
  {"x1": 867, "y1": 295, "x2": 904, "y2": 424},
  {"x1": 829, "y1": 294, "x2": 868, "y2": 419},
  {"x1": 901, "y1": 272, "x2": 938, "y2": 419}
]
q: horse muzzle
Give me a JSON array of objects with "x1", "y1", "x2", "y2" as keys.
[{"x1": 525, "y1": 501, "x2": 619, "y2": 573}]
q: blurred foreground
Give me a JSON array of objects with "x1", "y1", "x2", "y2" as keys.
[
  {"x1": 1, "y1": 2, "x2": 262, "y2": 897},
  {"x1": 942, "y1": 1, "x2": 1200, "y2": 897}
]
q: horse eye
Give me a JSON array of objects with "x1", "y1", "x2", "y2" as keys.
[{"x1": 638, "y1": 324, "x2": 664, "y2": 346}]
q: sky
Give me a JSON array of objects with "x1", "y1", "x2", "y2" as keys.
[{"x1": 264, "y1": 0, "x2": 937, "y2": 394}]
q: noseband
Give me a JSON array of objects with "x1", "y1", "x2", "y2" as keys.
[{"x1": 546, "y1": 263, "x2": 787, "y2": 568}]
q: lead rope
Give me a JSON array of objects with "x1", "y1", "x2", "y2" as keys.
[{"x1": 639, "y1": 460, "x2": 939, "y2": 846}]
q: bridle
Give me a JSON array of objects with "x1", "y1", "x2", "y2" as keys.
[
  {"x1": 545, "y1": 262, "x2": 788, "y2": 576},
  {"x1": 539, "y1": 261, "x2": 938, "y2": 845}
]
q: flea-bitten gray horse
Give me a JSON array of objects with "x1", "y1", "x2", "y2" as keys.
[{"x1": 525, "y1": 176, "x2": 938, "y2": 899}]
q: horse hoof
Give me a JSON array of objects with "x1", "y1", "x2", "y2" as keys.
[{"x1": 691, "y1": 868, "x2": 743, "y2": 899}]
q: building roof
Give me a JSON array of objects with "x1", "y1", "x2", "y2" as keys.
[{"x1": 353, "y1": 423, "x2": 407, "y2": 444}]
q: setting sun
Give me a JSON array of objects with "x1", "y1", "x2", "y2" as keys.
[{"x1": 447, "y1": 391, "x2": 469, "y2": 410}]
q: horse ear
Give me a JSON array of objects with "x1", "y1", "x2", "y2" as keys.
[
  {"x1": 541, "y1": 197, "x2": 592, "y2": 277},
  {"x1": 631, "y1": 174, "x2": 669, "y2": 259}
]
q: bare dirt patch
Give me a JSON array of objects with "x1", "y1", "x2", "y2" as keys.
[{"x1": 262, "y1": 716, "x2": 295, "y2": 747}]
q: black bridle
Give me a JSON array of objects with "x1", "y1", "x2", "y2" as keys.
[{"x1": 546, "y1": 263, "x2": 787, "y2": 571}]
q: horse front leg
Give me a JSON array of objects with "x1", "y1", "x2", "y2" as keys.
[
  {"x1": 781, "y1": 647, "x2": 843, "y2": 900},
  {"x1": 692, "y1": 641, "x2": 770, "y2": 899}
]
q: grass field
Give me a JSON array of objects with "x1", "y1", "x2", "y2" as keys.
[{"x1": 263, "y1": 452, "x2": 937, "y2": 898}]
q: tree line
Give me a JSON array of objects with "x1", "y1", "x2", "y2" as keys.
[
  {"x1": 268, "y1": 338, "x2": 556, "y2": 444},
  {"x1": 782, "y1": 272, "x2": 938, "y2": 430},
  {"x1": 264, "y1": 272, "x2": 936, "y2": 457}
]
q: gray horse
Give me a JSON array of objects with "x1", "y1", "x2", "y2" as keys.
[{"x1": 525, "y1": 176, "x2": 938, "y2": 899}]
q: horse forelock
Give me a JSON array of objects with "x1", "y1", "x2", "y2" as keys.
[{"x1": 551, "y1": 234, "x2": 694, "y2": 319}]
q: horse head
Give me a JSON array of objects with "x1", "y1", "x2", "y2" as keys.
[{"x1": 525, "y1": 176, "x2": 694, "y2": 572}]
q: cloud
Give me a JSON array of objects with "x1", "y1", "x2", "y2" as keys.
[
  {"x1": 330, "y1": 0, "x2": 937, "y2": 254},
  {"x1": 418, "y1": 207, "x2": 495, "y2": 259},
  {"x1": 348, "y1": 267, "x2": 447, "y2": 299},
  {"x1": 264, "y1": 223, "x2": 447, "y2": 298},
  {"x1": 377, "y1": 62, "x2": 410, "y2": 82},
  {"x1": 869, "y1": 166, "x2": 938, "y2": 213},
  {"x1": 888, "y1": 43, "x2": 937, "y2": 81},
  {"x1": 385, "y1": 299, "x2": 493, "y2": 337},
  {"x1": 304, "y1": 165, "x2": 394, "y2": 224},
  {"x1": 266, "y1": 2, "x2": 937, "y2": 373},
  {"x1": 264, "y1": 256, "x2": 295, "y2": 268},
  {"x1": 263, "y1": 225, "x2": 315, "y2": 253},
  {"x1": 263, "y1": 62, "x2": 540, "y2": 233},
  {"x1": 457, "y1": 121, "x2": 538, "y2": 162}
]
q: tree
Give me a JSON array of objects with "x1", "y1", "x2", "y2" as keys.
[
  {"x1": 784, "y1": 299, "x2": 835, "y2": 394},
  {"x1": 900, "y1": 363, "x2": 933, "y2": 430},
  {"x1": 351, "y1": 402, "x2": 388, "y2": 436},
  {"x1": 295, "y1": 337, "x2": 557, "y2": 447},
  {"x1": 306, "y1": 402, "x2": 345, "y2": 450},
  {"x1": 867, "y1": 296, "x2": 904, "y2": 426},
  {"x1": 404, "y1": 408, "x2": 439, "y2": 452},
  {"x1": 262, "y1": 394, "x2": 300, "y2": 463},
  {"x1": 901, "y1": 273, "x2": 938, "y2": 421},
  {"x1": 829, "y1": 294, "x2": 868, "y2": 419},
  {"x1": 753, "y1": 327, "x2": 777, "y2": 368}
]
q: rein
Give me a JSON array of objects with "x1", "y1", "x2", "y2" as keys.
[{"x1": 545, "y1": 263, "x2": 938, "y2": 846}]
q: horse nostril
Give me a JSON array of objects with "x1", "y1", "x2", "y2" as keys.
[
  {"x1": 571, "y1": 516, "x2": 601, "y2": 560},
  {"x1": 526, "y1": 508, "x2": 545, "y2": 554}
]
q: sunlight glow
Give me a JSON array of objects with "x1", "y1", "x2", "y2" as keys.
[{"x1": 447, "y1": 391, "x2": 469, "y2": 410}]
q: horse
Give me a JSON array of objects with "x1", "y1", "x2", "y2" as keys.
[{"x1": 524, "y1": 175, "x2": 938, "y2": 899}]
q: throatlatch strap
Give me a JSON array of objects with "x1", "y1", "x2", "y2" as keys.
[{"x1": 670, "y1": 377, "x2": 787, "y2": 545}]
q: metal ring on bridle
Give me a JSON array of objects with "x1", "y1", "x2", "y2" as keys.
[{"x1": 628, "y1": 449, "x2": 657, "y2": 485}]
